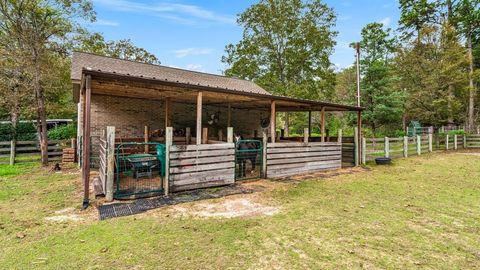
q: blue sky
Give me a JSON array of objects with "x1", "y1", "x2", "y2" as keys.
[{"x1": 86, "y1": 0, "x2": 400, "y2": 74}]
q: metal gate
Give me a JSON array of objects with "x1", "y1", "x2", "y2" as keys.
[
  {"x1": 235, "y1": 140, "x2": 262, "y2": 181},
  {"x1": 114, "y1": 142, "x2": 166, "y2": 199}
]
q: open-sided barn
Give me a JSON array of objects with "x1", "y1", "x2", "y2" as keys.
[{"x1": 71, "y1": 52, "x2": 362, "y2": 207}]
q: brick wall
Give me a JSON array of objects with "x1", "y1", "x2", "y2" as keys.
[{"x1": 85, "y1": 94, "x2": 270, "y2": 140}]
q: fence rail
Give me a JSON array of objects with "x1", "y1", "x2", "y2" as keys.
[
  {"x1": 362, "y1": 134, "x2": 479, "y2": 164},
  {"x1": 0, "y1": 139, "x2": 69, "y2": 165}
]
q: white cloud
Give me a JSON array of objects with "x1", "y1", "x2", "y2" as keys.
[
  {"x1": 173, "y1": 48, "x2": 213, "y2": 58},
  {"x1": 93, "y1": 19, "x2": 120, "y2": 26},
  {"x1": 185, "y1": 64, "x2": 205, "y2": 72},
  {"x1": 93, "y1": 0, "x2": 235, "y2": 25},
  {"x1": 380, "y1": 17, "x2": 391, "y2": 27}
]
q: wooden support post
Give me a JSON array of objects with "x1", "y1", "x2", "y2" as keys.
[
  {"x1": 185, "y1": 127, "x2": 191, "y2": 144},
  {"x1": 321, "y1": 107, "x2": 326, "y2": 142},
  {"x1": 227, "y1": 103, "x2": 231, "y2": 127},
  {"x1": 403, "y1": 136, "x2": 408, "y2": 157},
  {"x1": 361, "y1": 137, "x2": 366, "y2": 165},
  {"x1": 303, "y1": 128, "x2": 309, "y2": 143},
  {"x1": 354, "y1": 127, "x2": 359, "y2": 166},
  {"x1": 428, "y1": 134, "x2": 433, "y2": 152},
  {"x1": 9, "y1": 140, "x2": 15, "y2": 165},
  {"x1": 384, "y1": 137, "x2": 390, "y2": 158},
  {"x1": 164, "y1": 98, "x2": 172, "y2": 128},
  {"x1": 357, "y1": 111, "x2": 362, "y2": 165},
  {"x1": 105, "y1": 126, "x2": 115, "y2": 202},
  {"x1": 196, "y1": 92, "x2": 202, "y2": 145},
  {"x1": 416, "y1": 135, "x2": 421, "y2": 155},
  {"x1": 284, "y1": 112, "x2": 289, "y2": 138},
  {"x1": 202, "y1": 128, "x2": 208, "y2": 144},
  {"x1": 82, "y1": 75, "x2": 92, "y2": 209},
  {"x1": 165, "y1": 127, "x2": 172, "y2": 196},
  {"x1": 454, "y1": 134, "x2": 458, "y2": 150},
  {"x1": 218, "y1": 129, "x2": 224, "y2": 141},
  {"x1": 262, "y1": 130, "x2": 268, "y2": 178},
  {"x1": 144, "y1": 125, "x2": 149, "y2": 153},
  {"x1": 308, "y1": 111, "x2": 312, "y2": 137},
  {"x1": 227, "y1": 127, "x2": 233, "y2": 143},
  {"x1": 270, "y1": 100, "x2": 276, "y2": 143},
  {"x1": 446, "y1": 134, "x2": 449, "y2": 150},
  {"x1": 464, "y1": 134, "x2": 467, "y2": 148},
  {"x1": 337, "y1": 129, "x2": 343, "y2": 144}
]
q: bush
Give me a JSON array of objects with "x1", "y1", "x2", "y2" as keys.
[
  {"x1": 48, "y1": 124, "x2": 77, "y2": 140},
  {"x1": 0, "y1": 122, "x2": 37, "y2": 141}
]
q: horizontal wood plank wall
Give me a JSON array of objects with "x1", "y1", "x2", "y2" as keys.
[
  {"x1": 266, "y1": 142, "x2": 342, "y2": 178},
  {"x1": 169, "y1": 143, "x2": 235, "y2": 192}
]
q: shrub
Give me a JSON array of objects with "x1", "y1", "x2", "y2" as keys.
[
  {"x1": 0, "y1": 122, "x2": 37, "y2": 141},
  {"x1": 48, "y1": 124, "x2": 77, "y2": 140}
]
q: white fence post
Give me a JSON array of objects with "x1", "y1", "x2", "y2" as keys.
[
  {"x1": 416, "y1": 135, "x2": 421, "y2": 155},
  {"x1": 9, "y1": 140, "x2": 15, "y2": 166},
  {"x1": 337, "y1": 129, "x2": 342, "y2": 144},
  {"x1": 165, "y1": 127, "x2": 173, "y2": 196},
  {"x1": 403, "y1": 136, "x2": 408, "y2": 157},
  {"x1": 454, "y1": 134, "x2": 458, "y2": 150},
  {"x1": 384, "y1": 137, "x2": 390, "y2": 158},
  {"x1": 464, "y1": 134, "x2": 467, "y2": 148},
  {"x1": 361, "y1": 137, "x2": 366, "y2": 165},
  {"x1": 303, "y1": 128, "x2": 309, "y2": 143},
  {"x1": 428, "y1": 134, "x2": 433, "y2": 152},
  {"x1": 446, "y1": 135, "x2": 449, "y2": 150},
  {"x1": 105, "y1": 126, "x2": 116, "y2": 202}
]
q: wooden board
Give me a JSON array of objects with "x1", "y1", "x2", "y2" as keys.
[
  {"x1": 266, "y1": 142, "x2": 342, "y2": 178},
  {"x1": 169, "y1": 144, "x2": 235, "y2": 192}
]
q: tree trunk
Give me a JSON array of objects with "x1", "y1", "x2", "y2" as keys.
[
  {"x1": 10, "y1": 84, "x2": 20, "y2": 142},
  {"x1": 32, "y1": 51, "x2": 48, "y2": 166},
  {"x1": 467, "y1": 35, "x2": 476, "y2": 132},
  {"x1": 447, "y1": 83, "x2": 454, "y2": 125}
]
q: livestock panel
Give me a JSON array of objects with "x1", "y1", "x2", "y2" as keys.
[
  {"x1": 169, "y1": 143, "x2": 235, "y2": 192},
  {"x1": 266, "y1": 142, "x2": 342, "y2": 178}
]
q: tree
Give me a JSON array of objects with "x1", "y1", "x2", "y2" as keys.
[
  {"x1": 75, "y1": 31, "x2": 160, "y2": 64},
  {"x1": 222, "y1": 0, "x2": 337, "y2": 100},
  {"x1": 399, "y1": 0, "x2": 439, "y2": 41},
  {"x1": 395, "y1": 25, "x2": 467, "y2": 127},
  {"x1": 0, "y1": 0, "x2": 94, "y2": 165},
  {"x1": 454, "y1": 0, "x2": 480, "y2": 131},
  {"x1": 357, "y1": 23, "x2": 405, "y2": 134}
]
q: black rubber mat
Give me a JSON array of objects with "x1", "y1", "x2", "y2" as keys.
[{"x1": 98, "y1": 184, "x2": 266, "y2": 220}]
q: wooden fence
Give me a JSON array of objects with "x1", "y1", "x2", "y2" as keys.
[
  {"x1": 0, "y1": 140, "x2": 68, "y2": 165},
  {"x1": 362, "y1": 134, "x2": 479, "y2": 164},
  {"x1": 266, "y1": 142, "x2": 342, "y2": 178},
  {"x1": 169, "y1": 143, "x2": 236, "y2": 192}
]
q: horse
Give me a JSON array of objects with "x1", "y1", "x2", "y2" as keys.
[{"x1": 234, "y1": 134, "x2": 260, "y2": 178}]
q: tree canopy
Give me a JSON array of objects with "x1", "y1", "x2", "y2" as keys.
[{"x1": 222, "y1": 0, "x2": 337, "y2": 100}]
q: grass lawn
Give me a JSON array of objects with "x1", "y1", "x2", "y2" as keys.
[{"x1": 1, "y1": 151, "x2": 479, "y2": 269}]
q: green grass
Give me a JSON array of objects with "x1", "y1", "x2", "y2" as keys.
[{"x1": 1, "y1": 152, "x2": 480, "y2": 269}]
